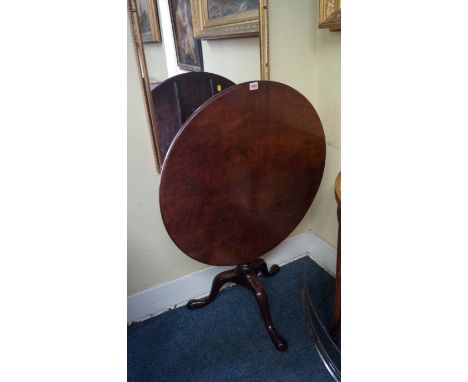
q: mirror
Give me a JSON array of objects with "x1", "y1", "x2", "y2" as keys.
[{"x1": 128, "y1": 0, "x2": 269, "y2": 172}]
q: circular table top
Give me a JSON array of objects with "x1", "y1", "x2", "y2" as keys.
[{"x1": 160, "y1": 81, "x2": 326, "y2": 266}]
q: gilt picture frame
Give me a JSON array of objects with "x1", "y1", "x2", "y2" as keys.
[
  {"x1": 319, "y1": 0, "x2": 341, "y2": 31},
  {"x1": 191, "y1": 0, "x2": 260, "y2": 40},
  {"x1": 135, "y1": 0, "x2": 162, "y2": 43},
  {"x1": 169, "y1": 0, "x2": 204, "y2": 72}
]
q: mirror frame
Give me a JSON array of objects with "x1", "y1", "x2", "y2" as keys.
[
  {"x1": 128, "y1": 0, "x2": 270, "y2": 173},
  {"x1": 128, "y1": 0, "x2": 163, "y2": 172},
  {"x1": 259, "y1": 0, "x2": 269, "y2": 81}
]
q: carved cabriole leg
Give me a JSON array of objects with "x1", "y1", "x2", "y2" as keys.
[
  {"x1": 240, "y1": 268, "x2": 288, "y2": 352},
  {"x1": 185, "y1": 260, "x2": 287, "y2": 351},
  {"x1": 186, "y1": 267, "x2": 239, "y2": 310}
]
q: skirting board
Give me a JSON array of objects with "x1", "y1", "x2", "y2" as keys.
[{"x1": 128, "y1": 231, "x2": 336, "y2": 323}]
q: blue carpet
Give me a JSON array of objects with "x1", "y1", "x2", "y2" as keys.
[{"x1": 128, "y1": 256, "x2": 337, "y2": 382}]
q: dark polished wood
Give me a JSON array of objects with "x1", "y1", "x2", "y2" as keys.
[
  {"x1": 152, "y1": 72, "x2": 235, "y2": 161},
  {"x1": 187, "y1": 259, "x2": 287, "y2": 351},
  {"x1": 331, "y1": 172, "x2": 341, "y2": 342},
  {"x1": 160, "y1": 81, "x2": 326, "y2": 266}
]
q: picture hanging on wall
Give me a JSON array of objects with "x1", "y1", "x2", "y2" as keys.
[
  {"x1": 169, "y1": 0, "x2": 204, "y2": 72},
  {"x1": 135, "y1": 0, "x2": 162, "y2": 43},
  {"x1": 191, "y1": 0, "x2": 259, "y2": 39},
  {"x1": 319, "y1": 0, "x2": 341, "y2": 31}
]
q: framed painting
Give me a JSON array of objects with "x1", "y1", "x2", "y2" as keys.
[
  {"x1": 135, "y1": 0, "x2": 162, "y2": 43},
  {"x1": 169, "y1": 0, "x2": 204, "y2": 71},
  {"x1": 191, "y1": 0, "x2": 259, "y2": 39},
  {"x1": 319, "y1": 0, "x2": 341, "y2": 31}
]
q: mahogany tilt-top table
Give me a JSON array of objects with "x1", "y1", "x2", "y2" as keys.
[{"x1": 159, "y1": 80, "x2": 326, "y2": 351}]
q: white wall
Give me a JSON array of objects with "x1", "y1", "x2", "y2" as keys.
[
  {"x1": 142, "y1": 0, "x2": 169, "y2": 82},
  {"x1": 202, "y1": 37, "x2": 260, "y2": 83},
  {"x1": 144, "y1": 44, "x2": 168, "y2": 82},
  {"x1": 308, "y1": 25, "x2": 341, "y2": 246},
  {"x1": 270, "y1": 0, "x2": 341, "y2": 247}
]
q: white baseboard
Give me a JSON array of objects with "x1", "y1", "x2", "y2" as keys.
[
  {"x1": 127, "y1": 231, "x2": 336, "y2": 323},
  {"x1": 307, "y1": 233, "x2": 337, "y2": 277}
]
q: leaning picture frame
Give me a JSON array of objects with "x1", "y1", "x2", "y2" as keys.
[
  {"x1": 135, "y1": 0, "x2": 162, "y2": 43},
  {"x1": 191, "y1": 0, "x2": 259, "y2": 39},
  {"x1": 169, "y1": 0, "x2": 204, "y2": 71}
]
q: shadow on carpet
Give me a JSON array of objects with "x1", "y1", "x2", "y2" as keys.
[{"x1": 128, "y1": 256, "x2": 337, "y2": 382}]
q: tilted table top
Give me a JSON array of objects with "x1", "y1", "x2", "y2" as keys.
[{"x1": 160, "y1": 81, "x2": 326, "y2": 266}]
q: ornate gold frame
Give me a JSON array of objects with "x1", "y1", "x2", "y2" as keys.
[
  {"x1": 319, "y1": 0, "x2": 341, "y2": 31},
  {"x1": 128, "y1": 0, "x2": 162, "y2": 172},
  {"x1": 191, "y1": 0, "x2": 260, "y2": 39}
]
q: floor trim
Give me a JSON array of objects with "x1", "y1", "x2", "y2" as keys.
[{"x1": 127, "y1": 231, "x2": 336, "y2": 323}]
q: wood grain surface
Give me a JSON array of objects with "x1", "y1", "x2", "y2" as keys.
[
  {"x1": 152, "y1": 72, "x2": 235, "y2": 161},
  {"x1": 160, "y1": 81, "x2": 326, "y2": 265}
]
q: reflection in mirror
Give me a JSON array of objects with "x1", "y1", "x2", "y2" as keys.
[
  {"x1": 153, "y1": 72, "x2": 235, "y2": 160},
  {"x1": 135, "y1": 0, "x2": 162, "y2": 43},
  {"x1": 128, "y1": 0, "x2": 269, "y2": 172}
]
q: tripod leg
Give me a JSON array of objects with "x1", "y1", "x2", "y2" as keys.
[
  {"x1": 187, "y1": 268, "x2": 238, "y2": 310},
  {"x1": 243, "y1": 271, "x2": 287, "y2": 351},
  {"x1": 251, "y1": 258, "x2": 280, "y2": 277}
]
